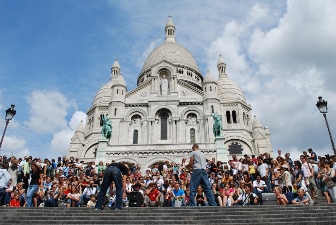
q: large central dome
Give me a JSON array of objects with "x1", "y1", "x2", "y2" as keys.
[
  {"x1": 141, "y1": 17, "x2": 200, "y2": 74},
  {"x1": 142, "y1": 42, "x2": 200, "y2": 73}
]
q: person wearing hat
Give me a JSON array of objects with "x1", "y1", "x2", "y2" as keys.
[
  {"x1": 280, "y1": 164, "x2": 294, "y2": 203},
  {"x1": 26, "y1": 162, "x2": 43, "y2": 207},
  {"x1": 95, "y1": 162, "x2": 129, "y2": 210},
  {"x1": 281, "y1": 164, "x2": 292, "y2": 191}
]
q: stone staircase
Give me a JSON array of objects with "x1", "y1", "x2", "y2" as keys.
[{"x1": 1, "y1": 204, "x2": 336, "y2": 225}]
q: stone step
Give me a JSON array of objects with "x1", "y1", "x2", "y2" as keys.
[{"x1": 1, "y1": 205, "x2": 335, "y2": 225}]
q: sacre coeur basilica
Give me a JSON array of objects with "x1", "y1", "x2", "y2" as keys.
[{"x1": 67, "y1": 17, "x2": 272, "y2": 171}]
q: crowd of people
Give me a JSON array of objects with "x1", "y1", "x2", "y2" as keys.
[{"x1": 0, "y1": 147, "x2": 335, "y2": 209}]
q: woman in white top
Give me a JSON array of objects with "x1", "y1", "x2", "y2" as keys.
[{"x1": 280, "y1": 164, "x2": 292, "y2": 193}]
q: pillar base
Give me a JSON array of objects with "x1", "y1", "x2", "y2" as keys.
[{"x1": 215, "y1": 136, "x2": 228, "y2": 164}]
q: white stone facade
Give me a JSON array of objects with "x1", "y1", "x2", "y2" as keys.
[{"x1": 68, "y1": 17, "x2": 272, "y2": 171}]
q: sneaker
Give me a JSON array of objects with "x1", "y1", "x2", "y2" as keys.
[{"x1": 95, "y1": 208, "x2": 103, "y2": 210}]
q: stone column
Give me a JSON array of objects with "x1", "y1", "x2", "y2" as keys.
[
  {"x1": 148, "y1": 120, "x2": 152, "y2": 144},
  {"x1": 216, "y1": 136, "x2": 228, "y2": 165},
  {"x1": 95, "y1": 139, "x2": 108, "y2": 164}
]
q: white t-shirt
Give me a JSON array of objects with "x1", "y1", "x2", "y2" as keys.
[
  {"x1": 258, "y1": 163, "x2": 268, "y2": 177},
  {"x1": 301, "y1": 162, "x2": 312, "y2": 178},
  {"x1": 252, "y1": 180, "x2": 266, "y2": 192}
]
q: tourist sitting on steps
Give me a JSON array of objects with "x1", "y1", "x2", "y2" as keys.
[
  {"x1": 233, "y1": 183, "x2": 259, "y2": 206},
  {"x1": 144, "y1": 182, "x2": 162, "y2": 207}
]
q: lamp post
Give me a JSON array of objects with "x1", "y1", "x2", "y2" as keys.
[
  {"x1": 316, "y1": 96, "x2": 336, "y2": 155},
  {"x1": 0, "y1": 104, "x2": 16, "y2": 151}
]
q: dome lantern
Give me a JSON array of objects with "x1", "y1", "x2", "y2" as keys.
[{"x1": 165, "y1": 16, "x2": 176, "y2": 43}]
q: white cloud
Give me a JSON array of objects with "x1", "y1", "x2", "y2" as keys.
[
  {"x1": 50, "y1": 128, "x2": 73, "y2": 157},
  {"x1": 203, "y1": 0, "x2": 336, "y2": 159},
  {"x1": 0, "y1": 135, "x2": 30, "y2": 158},
  {"x1": 69, "y1": 111, "x2": 87, "y2": 130},
  {"x1": 50, "y1": 111, "x2": 87, "y2": 158},
  {"x1": 24, "y1": 90, "x2": 77, "y2": 134}
]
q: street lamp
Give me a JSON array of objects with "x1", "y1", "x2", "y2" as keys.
[
  {"x1": 0, "y1": 104, "x2": 16, "y2": 151},
  {"x1": 316, "y1": 96, "x2": 336, "y2": 155}
]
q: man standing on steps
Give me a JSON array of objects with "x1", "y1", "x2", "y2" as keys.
[
  {"x1": 187, "y1": 144, "x2": 217, "y2": 206},
  {"x1": 95, "y1": 162, "x2": 129, "y2": 210}
]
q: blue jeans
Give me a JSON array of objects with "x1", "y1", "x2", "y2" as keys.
[
  {"x1": 26, "y1": 185, "x2": 38, "y2": 207},
  {"x1": 188, "y1": 169, "x2": 216, "y2": 206},
  {"x1": 95, "y1": 166, "x2": 123, "y2": 210},
  {"x1": 44, "y1": 198, "x2": 58, "y2": 207},
  {"x1": 0, "y1": 187, "x2": 6, "y2": 205}
]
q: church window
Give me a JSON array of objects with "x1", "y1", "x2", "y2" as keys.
[
  {"x1": 117, "y1": 89, "x2": 119, "y2": 94},
  {"x1": 226, "y1": 111, "x2": 231, "y2": 124},
  {"x1": 190, "y1": 128, "x2": 196, "y2": 144},
  {"x1": 210, "y1": 86, "x2": 212, "y2": 92},
  {"x1": 114, "y1": 108, "x2": 117, "y2": 116},
  {"x1": 131, "y1": 114, "x2": 141, "y2": 123},
  {"x1": 228, "y1": 142, "x2": 243, "y2": 154},
  {"x1": 122, "y1": 90, "x2": 124, "y2": 95},
  {"x1": 215, "y1": 87, "x2": 216, "y2": 92},
  {"x1": 161, "y1": 112, "x2": 168, "y2": 140},
  {"x1": 232, "y1": 111, "x2": 237, "y2": 123},
  {"x1": 243, "y1": 112, "x2": 246, "y2": 124},
  {"x1": 211, "y1": 105, "x2": 214, "y2": 113},
  {"x1": 133, "y1": 130, "x2": 138, "y2": 144}
]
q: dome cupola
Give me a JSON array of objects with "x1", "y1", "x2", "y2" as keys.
[
  {"x1": 111, "y1": 58, "x2": 121, "y2": 79},
  {"x1": 165, "y1": 16, "x2": 176, "y2": 43}
]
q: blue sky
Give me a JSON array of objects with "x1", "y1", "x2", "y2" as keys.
[{"x1": 1, "y1": 0, "x2": 336, "y2": 161}]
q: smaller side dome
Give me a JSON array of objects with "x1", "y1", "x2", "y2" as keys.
[
  {"x1": 112, "y1": 73, "x2": 126, "y2": 87},
  {"x1": 252, "y1": 115, "x2": 262, "y2": 129},
  {"x1": 203, "y1": 69, "x2": 216, "y2": 83},
  {"x1": 92, "y1": 81, "x2": 113, "y2": 106},
  {"x1": 75, "y1": 120, "x2": 85, "y2": 134}
]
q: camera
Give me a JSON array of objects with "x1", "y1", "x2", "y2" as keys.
[{"x1": 325, "y1": 154, "x2": 330, "y2": 160}]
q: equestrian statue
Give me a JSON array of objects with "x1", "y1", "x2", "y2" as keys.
[
  {"x1": 100, "y1": 114, "x2": 112, "y2": 143},
  {"x1": 212, "y1": 112, "x2": 223, "y2": 137}
]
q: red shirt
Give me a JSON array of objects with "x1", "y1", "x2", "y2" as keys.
[
  {"x1": 148, "y1": 189, "x2": 160, "y2": 201},
  {"x1": 179, "y1": 173, "x2": 186, "y2": 180},
  {"x1": 10, "y1": 199, "x2": 21, "y2": 207}
]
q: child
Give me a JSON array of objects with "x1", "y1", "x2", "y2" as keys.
[
  {"x1": 87, "y1": 194, "x2": 96, "y2": 208},
  {"x1": 9, "y1": 194, "x2": 21, "y2": 207}
]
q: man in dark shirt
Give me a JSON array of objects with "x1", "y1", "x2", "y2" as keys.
[
  {"x1": 308, "y1": 148, "x2": 318, "y2": 164},
  {"x1": 95, "y1": 162, "x2": 129, "y2": 210}
]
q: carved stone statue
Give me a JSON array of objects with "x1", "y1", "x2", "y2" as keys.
[
  {"x1": 161, "y1": 75, "x2": 168, "y2": 95},
  {"x1": 100, "y1": 114, "x2": 112, "y2": 142},
  {"x1": 212, "y1": 112, "x2": 223, "y2": 137}
]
